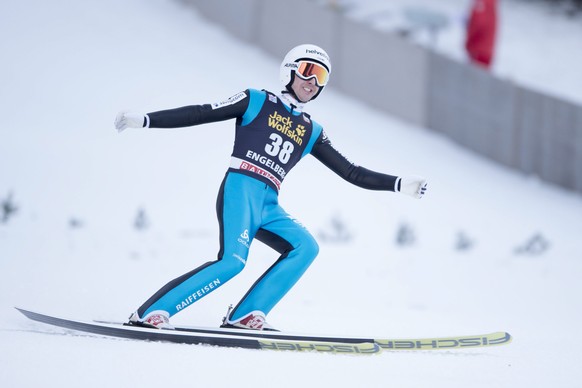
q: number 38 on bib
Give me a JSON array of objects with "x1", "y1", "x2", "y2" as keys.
[{"x1": 265, "y1": 133, "x2": 294, "y2": 164}]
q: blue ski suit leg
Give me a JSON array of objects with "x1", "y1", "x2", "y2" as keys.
[
  {"x1": 137, "y1": 172, "x2": 318, "y2": 320},
  {"x1": 227, "y1": 179, "x2": 320, "y2": 321}
]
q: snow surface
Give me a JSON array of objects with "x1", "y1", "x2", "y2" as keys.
[{"x1": 1, "y1": 0, "x2": 582, "y2": 387}]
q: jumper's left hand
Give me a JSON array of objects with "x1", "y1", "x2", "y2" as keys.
[
  {"x1": 114, "y1": 111, "x2": 148, "y2": 132},
  {"x1": 397, "y1": 176, "x2": 428, "y2": 199}
]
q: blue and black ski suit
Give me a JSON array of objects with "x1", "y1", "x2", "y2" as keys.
[{"x1": 136, "y1": 89, "x2": 399, "y2": 323}]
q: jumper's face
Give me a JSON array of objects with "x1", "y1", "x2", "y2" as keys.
[{"x1": 291, "y1": 76, "x2": 320, "y2": 103}]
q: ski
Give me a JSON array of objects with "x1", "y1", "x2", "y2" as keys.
[
  {"x1": 17, "y1": 308, "x2": 512, "y2": 352},
  {"x1": 15, "y1": 308, "x2": 379, "y2": 355},
  {"x1": 95, "y1": 319, "x2": 512, "y2": 350}
]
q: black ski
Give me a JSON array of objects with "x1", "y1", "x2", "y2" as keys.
[{"x1": 16, "y1": 308, "x2": 380, "y2": 354}]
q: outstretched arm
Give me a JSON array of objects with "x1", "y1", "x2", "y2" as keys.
[
  {"x1": 310, "y1": 131, "x2": 427, "y2": 198},
  {"x1": 114, "y1": 90, "x2": 250, "y2": 131}
]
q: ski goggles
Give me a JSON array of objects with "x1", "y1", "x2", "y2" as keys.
[{"x1": 295, "y1": 60, "x2": 329, "y2": 87}]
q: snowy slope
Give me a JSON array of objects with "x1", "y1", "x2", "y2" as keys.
[{"x1": 1, "y1": 0, "x2": 582, "y2": 387}]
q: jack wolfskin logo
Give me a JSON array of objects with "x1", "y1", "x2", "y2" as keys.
[
  {"x1": 295, "y1": 125, "x2": 306, "y2": 137},
  {"x1": 268, "y1": 111, "x2": 305, "y2": 145}
]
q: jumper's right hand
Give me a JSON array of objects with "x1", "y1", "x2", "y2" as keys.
[{"x1": 114, "y1": 111, "x2": 148, "y2": 132}]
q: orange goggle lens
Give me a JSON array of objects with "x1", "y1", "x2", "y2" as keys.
[{"x1": 296, "y1": 61, "x2": 329, "y2": 87}]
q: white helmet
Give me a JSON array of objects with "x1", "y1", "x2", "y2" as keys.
[{"x1": 280, "y1": 44, "x2": 331, "y2": 101}]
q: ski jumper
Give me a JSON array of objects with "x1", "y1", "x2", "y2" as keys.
[{"x1": 136, "y1": 89, "x2": 399, "y2": 322}]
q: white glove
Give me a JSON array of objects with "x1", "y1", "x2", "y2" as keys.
[
  {"x1": 114, "y1": 111, "x2": 149, "y2": 132},
  {"x1": 396, "y1": 176, "x2": 428, "y2": 199}
]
